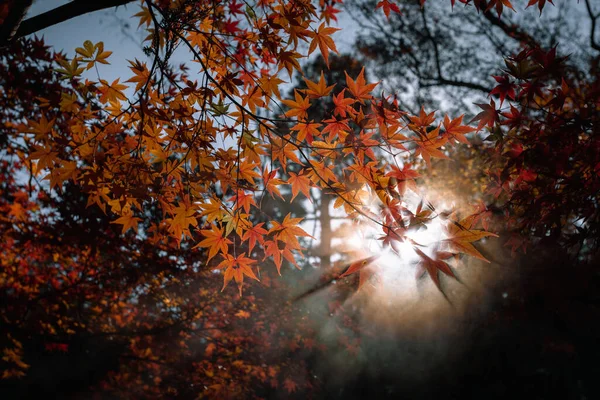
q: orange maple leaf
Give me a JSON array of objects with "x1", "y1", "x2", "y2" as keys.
[
  {"x1": 111, "y1": 213, "x2": 141, "y2": 234},
  {"x1": 413, "y1": 127, "x2": 449, "y2": 168},
  {"x1": 216, "y1": 253, "x2": 259, "y2": 295},
  {"x1": 408, "y1": 106, "x2": 436, "y2": 128},
  {"x1": 268, "y1": 213, "x2": 312, "y2": 251},
  {"x1": 241, "y1": 222, "x2": 268, "y2": 253},
  {"x1": 303, "y1": 71, "x2": 335, "y2": 98},
  {"x1": 332, "y1": 89, "x2": 356, "y2": 117},
  {"x1": 290, "y1": 120, "x2": 321, "y2": 144},
  {"x1": 444, "y1": 216, "x2": 498, "y2": 262},
  {"x1": 345, "y1": 67, "x2": 378, "y2": 104},
  {"x1": 307, "y1": 22, "x2": 340, "y2": 67},
  {"x1": 277, "y1": 50, "x2": 303, "y2": 78},
  {"x1": 287, "y1": 172, "x2": 312, "y2": 201},
  {"x1": 196, "y1": 226, "x2": 232, "y2": 263},
  {"x1": 263, "y1": 239, "x2": 300, "y2": 275},
  {"x1": 443, "y1": 114, "x2": 475, "y2": 144},
  {"x1": 198, "y1": 197, "x2": 225, "y2": 223},
  {"x1": 262, "y1": 167, "x2": 285, "y2": 200},
  {"x1": 281, "y1": 90, "x2": 311, "y2": 120},
  {"x1": 228, "y1": 189, "x2": 256, "y2": 213}
]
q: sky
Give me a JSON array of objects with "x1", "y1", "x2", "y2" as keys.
[
  {"x1": 24, "y1": 0, "x2": 355, "y2": 83},
  {"x1": 27, "y1": 1, "x2": 149, "y2": 82}
]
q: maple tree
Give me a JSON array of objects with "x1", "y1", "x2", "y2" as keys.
[
  {"x1": 2, "y1": 0, "x2": 594, "y2": 398},
  {"x1": 349, "y1": 0, "x2": 600, "y2": 256},
  {"x1": 1, "y1": 0, "x2": 498, "y2": 297},
  {"x1": 348, "y1": 0, "x2": 593, "y2": 114}
]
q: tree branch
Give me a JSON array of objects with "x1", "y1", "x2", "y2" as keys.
[
  {"x1": 11, "y1": 0, "x2": 137, "y2": 41},
  {"x1": 584, "y1": 0, "x2": 600, "y2": 52},
  {"x1": 421, "y1": 78, "x2": 491, "y2": 94},
  {"x1": 0, "y1": 0, "x2": 34, "y2": 43},
  {"x1": 479, "y1": 2, "x2": 540, "y2": 49}
]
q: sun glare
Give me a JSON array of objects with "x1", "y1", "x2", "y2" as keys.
[{"x1": 343, "y1": 187, "x2": 452, "y2": 295}]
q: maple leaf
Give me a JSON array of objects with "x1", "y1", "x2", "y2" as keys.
[
  {"x1": 98, "y1": 78, "x2": 127, "y2": 104},
  {"x1": 268, "y1": 213, "x2": 312, "y2": 252},
  {"x1": 345, "y1": 67, "x2": 378, "y2": 104},
  {"x1": 262, "y1": 167, "x2": 285, "y2": 200},
  {"x1": 471, "y1": 99, "x2": 499, "y2": 131},
  {"x1": 290, "y1": 120, "x2": 321, "y2": 144},
  {"x1": 228, "y1": 189, "x2": 255, "y2": 213},
  {"x1": 408, "y1": 106, "x2": 436, "y2": 129},
  {"x1": 485, "y1": 0, "x2": 516, "y2": 17},
  {"x1": 7, "y1": 203, "x2": 27, "y2": 221},
  {"x1": 126, "y1": 59, "x2": 151, "y2": 92},
  {"x1": 55, "y1": 57, "x2": 85, "y2": 77},
  {"x1": 490, "y1": 75, "x2": 517, "y2": 105},
  {"x1": 308, "y1": 160, "x2": 336, "y2": 184},
  {"x1": 242, "y1": 86, "x2": 265, "y2": 113},
  {"x1": 277, "y1": 50, "x2": 303, "y2": 78},
  {"x1": 264, "y1": 239, "x2": 300, "y2": 275},
  {"x1": 258, "y1": 74, "x2": 285, "y2": 103},
  {"x1": 234, "y1": 161, "x2": 260, "y2": 185},
  {"x1": 414, "y1": 248, "x2": 456, "y2": 292},
  {"x1": 303, "y1": 71, "x2": 335, "y2": 98},
  {"x1": 222, "y1": 211, "x2": 251, "y2": 238},
  {"x1": 111, "y1": 213, "x2": 141, "y2": 234},
  {"x1": 241, "y1": 222, "x2": 268, "y2": 253},
  {"x1": 504, "y1": 234, "x2": 529, "y2": 257},
  {"x1": 376, "y1": 0, "x2": 401, "y2": 18},
  {"x1": 168, "y1": 202, "x2": 199, "y2": 242},
  {"x1": 526, "y1": 0, "x2": 554, "y2": 14},
  {"x1": 307, "y1": 22, "x2": 340, "y2": 67},
  {"x1": 198, "y1": 197, "x2": 225, "y2": 223},
  {"x1": 500, "y1": 104, "x2": 524, "y2": 129},
  {"x1": 321, "y1": 117, "x2": 350, "y2": 141},
  {"x1": 339, "y1": 255, "x2": 380, "y2": 278},
  {"x1": 444, "y1": 216, "x2": 498, "y2": 262},
  {"x1": 269, "y1": 137, "x2": 301, "y2": 172},
  {"x1": 287, "y1": 172, "x2": 312, "y2": 201},
  {"x1": 283, "y1": 378, "x2": 297, "y2": 393},
  {"x1": 386, "y1": 164, "x2": 419, "y2": 195},
  {"x1": 443, "y1": 114, "x2": 475, "y2": 144},
  {"x1": 321, "y1": 4, "x2": 341, "y2": 24},
  {"x1": 196, "y1": 226, "x2": 232, "y2": 263},
  {"x1": 413, "y1": 127, "x2": 449, "y2": 168},
  {"x1": 471, "y1": 201, "x2": 493, "y2": 231},
  {"x1": 281, "y1": 90, "x2": 311, "y2": 120},
  {"x1": 216, "y1": 253, "x2": 259, "y2": 295},
  {"x1": 332, "y1": 89, "x2": 356, "y2": 118}
]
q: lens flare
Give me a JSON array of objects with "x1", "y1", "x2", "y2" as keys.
[{"x1": 341, "y1": 186, "x2": 452, "y2": 296}]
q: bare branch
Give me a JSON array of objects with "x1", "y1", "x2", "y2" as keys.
[
  {"x1": 0, "y1": 0, "x2": 34, "y2": 43},
  {"x1": 11, "y1": 0, "x2": 137, "y2": 41},
  {"x1": 584, "y1": 0, "x2": 600, "y2": 52}
]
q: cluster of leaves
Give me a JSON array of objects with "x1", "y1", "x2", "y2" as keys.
[
  {"x1": 3, "y1": 0, "x2": 497, "y2": 298},
  {"x1": 0, "y1": 36, "x2": 334, "y2": 398},
  {"x1": 3, "y1": 0, "x2": 579, "y2": 395},
  {"x1": 348, "y1": 0, "x2": 586, "y2": 117},
  {"x1": 479, "y1": 46, "x2": 600, "y2": 257}
]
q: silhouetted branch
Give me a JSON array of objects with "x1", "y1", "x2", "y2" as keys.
[
  {"x1": 12, "y1": 0, "x2": 136, "y2": 41},
  {"x1": 0, "y1": 0, "x2": 33, "y2": 43},
  {"x1": 584, "y1": 0, "x2": 600, "y2": 51}
]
